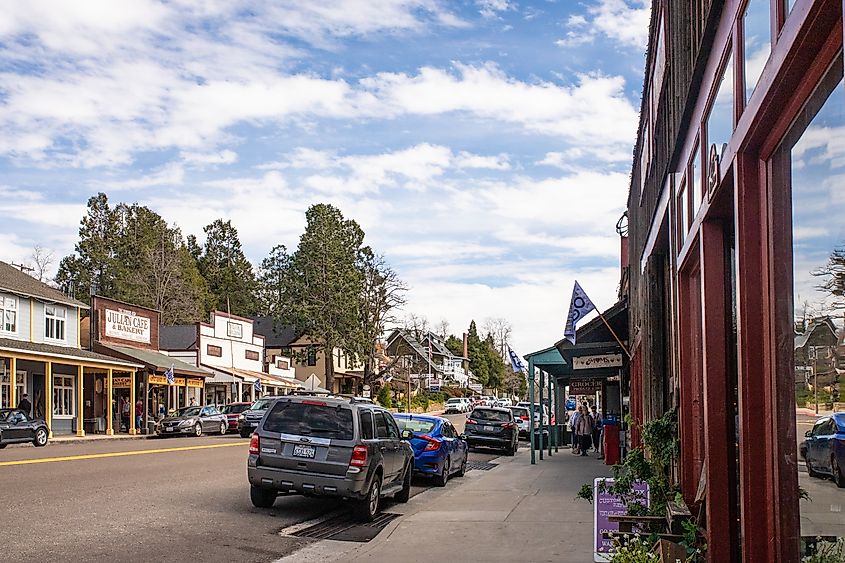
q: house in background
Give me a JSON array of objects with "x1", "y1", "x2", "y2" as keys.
[
  {"x1": 794, "y1": 316, "x2": 839, "y2": 389},
  {"x1": 384, "y1": 329, "x2": 471, "y2": 389},
  {"x1": 160, "y1": 311, "x2": 300, "y2": 405}
]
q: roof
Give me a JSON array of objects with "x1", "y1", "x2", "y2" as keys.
[
  {"x1": 99, "y1": 344, "x2": 211, "y2": 377},
  {"x1": 0, "y1": 338, "x2": 141, "y2": 368},
  {"x1": 203, "y1": 364, "x2": 302, "y2": 389},
  {"x1": 0, "y1": 261, "x2": 87, "y2": 309},
  {"x1": 251, "y1": 316, "x2": 299, "y2": 347},
  {"x1": 159, "y1": 325, "x2": 197, "y2": 351}
]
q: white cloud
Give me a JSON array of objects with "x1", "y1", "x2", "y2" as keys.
[
  {"x1": 557, "y1": 0, "x2": 651, "y2": 50},
  {"x1": 180, "y1": 149, "x2": 239, "y2": 166},
  {"x1": 476, "y1": 0, "x2": 514, "y2": 19},
  {"x1": 93, "y1": 163, "x2": 185, "y2": 191}
]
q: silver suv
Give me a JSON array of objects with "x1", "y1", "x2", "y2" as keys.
[{"x1": 247, "y1": 396, "x2": 414, "y2": 521}]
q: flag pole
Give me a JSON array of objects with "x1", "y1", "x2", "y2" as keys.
[{"x1": 594, "y1": 309, "x2": 631, "y2": 359}]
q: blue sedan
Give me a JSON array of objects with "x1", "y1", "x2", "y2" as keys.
[
  {"x1": 800, "y1": 413, "x2": 845, "y2": 488},
  {"x1": 392, "y1": 413, "x2": 468, "y2": 487}
]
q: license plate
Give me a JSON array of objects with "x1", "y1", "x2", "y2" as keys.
[
  {"x1": 165, "y1": 427, "x2": 175, "y2": 432},
  {"x1": 484, "y1": 425, "x2": 495, "y2": 432},
  {"x1": 293, "y1": 444, "x2": 316, "y2": 458}
]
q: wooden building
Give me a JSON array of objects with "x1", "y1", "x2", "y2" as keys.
[{"x1": 627, "y1": 0, "x2": 843, "y2": 560}]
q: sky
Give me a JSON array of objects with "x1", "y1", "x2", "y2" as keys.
[{"x1": 0, "y1": 0, "x2": 653, "y2": 356}]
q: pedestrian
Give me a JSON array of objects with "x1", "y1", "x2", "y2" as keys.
[
  {"x1": 135, "y1": 400, "x2": 143, "y2": 432},
  {"x1": 189, "y1": 397, "x2": 197, "y2": 407},
  {"x1": 591, "y1": 405, "x2": 603, "y2": 457},
  {"x1": 17, "y1": 393, "x2": 32, "y2": 416},
  {"x1": 570, "y1": 406, "x2": 582, "y2": 454},
  {"x1": 575, "y1": 406, "x2": 594, "y2": 457},
  {"x1": 121, "y1": 396, "x2": 130, "y2": 432}
]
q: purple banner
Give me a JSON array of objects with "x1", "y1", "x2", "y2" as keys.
[{"x1": 593, "y1": 478, "x2": 650, "y2": 562}]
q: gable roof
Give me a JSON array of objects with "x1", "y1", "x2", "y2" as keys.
[
  {"x1": 0, "y1": 261, "x2": 87, "y2": 308},
  {"x1": 251, "y1": 316, "x2": 299, "y2": 348},
  {"x1": 159, "y1": 325, "x2": 198, "y2": 351}
]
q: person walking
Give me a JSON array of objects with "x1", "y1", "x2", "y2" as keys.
[
  {"x1": 570, "y1": 406, "x2": 582, "y2": 454},
  {"x1": 17, "y1": 393, "x2": 32, "y2": 416},
  {"x1": 591, "y1": 405, "x2": 603, "y2": 457},
  {"x1": 135, "y1": 400, "x2": 143, "y2": 433},
  {"x1": 575, "y1": 406, "x2": 594, "y2": 457}
]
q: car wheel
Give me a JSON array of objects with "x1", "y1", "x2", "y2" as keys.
[
  {"x1": 455, "y1": 453, "x2": 467, "y2": 477},
  {"x1": 194, "y1": 423, "x2": 203, "y2": 437},
  {"x1": 353, "y1": 473, "x2": 382, "y2": 522},
  {"x1": 395, "y1": 462, "x2": 412, "y2": 503},
  {"x1": 33, "y1": 427, "x2": 48, "y2": 447},
  {"x1": 435, "y1": 457, "x2": 450, "y2": 487},
  {"x1": 833, "y1": 456, "x2": 845, "y2": 488},
  {"x1": 250, "y1": 485, "x2": 277, "y2": 508},
  {"x1": 0, "y1": 443, "x2": 6, "y2": 449},
  {"x1": 219, "y1": 422, "x2": 227, "y2": 435},
  {"x1": 807, "y1": 459, "x2": 820, "y2": 478}
]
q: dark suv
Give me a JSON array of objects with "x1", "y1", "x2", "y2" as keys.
[
  {"x1": 247, "y1": 396, "x2": 415, "y2": 521},
  {"x1": 238, "y1": 396, "x2": 282, "y2": 437},
  {"x1": 465, "y1": 407, "x2": 519, "y2": 455}
]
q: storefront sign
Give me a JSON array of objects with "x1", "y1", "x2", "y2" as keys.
[
  {"x1": 105, "y1": 308, "x2": 151, "y2": 344},
  {"x1": 570, "y1": 378, "x2": 604, "y2": 394},
  {"x1": 186, "y1": 378, "x2": 204, "y2": 388},
  {"x1": 149, "y1": 375, "x2": 168, "y2": 385},
  {"x1": 112, "y1": 377, "x2": 132, "y2": 388},
  {"x1": 573, "y1": 353, "x2": 623, "y2": 370},
  {"x1": 173, "y1": 377, "x2": 186, "y2": 386},
  {"x1": 594, "y1": 478, "x2": 650, "y2": 561}
]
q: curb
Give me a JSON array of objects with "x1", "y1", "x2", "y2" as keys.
[{"x1": 6, "y1": 434, "x2": 151, "y2": 448}]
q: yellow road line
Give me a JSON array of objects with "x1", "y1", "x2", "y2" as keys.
[{"x1": 0, "y1": 441, "x2": 248, "y2": 467}]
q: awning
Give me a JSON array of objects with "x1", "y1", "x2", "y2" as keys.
[
  {"x1": 97, "y1": 343, "x2": 211, "y2": 377},
  {"x1": 202, "y1": 364, "x2": 302, "y2": 390},
  {"x1": 0, "y1": 338, "x2": 142, "y2": 370}
]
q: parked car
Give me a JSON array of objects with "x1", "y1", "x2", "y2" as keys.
[
  {"x1": 516, "y1": 402, "x2": 550, "y2": 425},
  {"x1": 220, "y1": 402, "x2": 252, "y2": 433},
  {"x1": 800, "y1": 413, "x2": 845, "y2": 487},
  {"x1": 509, "y1": 406, "x2": 531, "y2": 438},
  {"x1": 247, "y1": 396, "x2": 415, "y2": 521},
  {"x1": 238, "y1": 396, "x2": 283, "y2": 437},
  {"x1": 464, "y1": 407, "x2": 518, "y2": 455},
  {"x1": 444, "y1": 397, "x2": 470, "y2": 414},
  {"x1": 495, "y1": 397, "x2": 513, "y2": 408},
  {"x1": 392, "y1": 413, "x2": 468, "y2": 486},
  {"x1": 0, "y1": 408, "x2": 49, "y2": 448},
  {"x1": 157, "y1": 405, "x2": 228, "y2": 437}
]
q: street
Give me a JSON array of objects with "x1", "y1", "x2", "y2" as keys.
[
  {"x1": 0, "y1": 413, "x2": 497, "y2": 563},
  {"x1": 796, "y1": 414, "x2": 845, "y2": 537}
]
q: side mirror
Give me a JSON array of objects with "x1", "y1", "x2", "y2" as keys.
[
  {"x1": 459, "y1": 433, "x2": 467, "y2": 441},
  {"x1": 401, "y1": 429, "x2": 413, "y2": 440},
  {"x1": 805, "y1": 430, "x2": 813, "y2": 438}
]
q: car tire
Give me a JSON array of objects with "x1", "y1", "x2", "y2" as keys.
[
  {"x1": 395, "y1": 462, "x2": 412, "y2": 503},
  {"x1": 219, "y1": 422, "x2": 227, "y2": 435},
  {"x1": 435, "y1": 457, "x2": 450, "y2": 487},
  {"x1": 33, "y1": 427, "x2": 48, "y2": 447},
  {"x1": 455, "y1": 454, "x2": 467, "y2": 477},
  {"x1": 250, "y1": 485, "x2": 277, "y2": 508},
  {"x1": 194, "y1": 423, "x2": 203, "y2": 437},
  {"x1": 833, "y1": 456, "x2": 844, "y2": 488},
  {"x1": 353, "y1": 473, "x2": 382, "y2": 522},
  {"x1": 807, "y1": 459, "x2": 820, "y2": 478},
  {"x1": 0, "y1": 443, "x2": 6, "y2": 449}
]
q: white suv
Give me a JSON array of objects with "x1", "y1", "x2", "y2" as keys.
[{"x1": 444, "y1": 397, "x2": 470, "y2": 414}]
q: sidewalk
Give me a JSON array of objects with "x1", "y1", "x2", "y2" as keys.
[
  {"x1": 6, "y1": 432, "x2": 148, "y2": 448},
  {"x1": 281, "y1": 445, "x2": 611, "y2": 563}
]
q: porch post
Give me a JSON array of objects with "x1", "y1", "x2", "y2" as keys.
[
  {"x1": 547, "y1": 373, "x2": 553, "y2": 456},
  {"x1": 129, "y1": 370, "x2": 136, "y2": 435},
  {"x1": 538, "y1": 369, "x2": 544, "y2": 460},
  {"x1": 528, "y1": 357, "x2": 535, "y2": 465},
  {"x1": 76, "y1": 364, "x2": 85, "y2": 436},
  {"x1": 45, "y1": 361, "x2": 53, "y2": 438},
  {"x1": 9, "y1": 356, "x2": 16, "y2": 409},
  {"x1": 106, "y1": 368, "x2": 114, "y2": 435}
]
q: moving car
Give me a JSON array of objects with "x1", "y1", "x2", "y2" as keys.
[
  {"x1": 0, "y1": 408, "x2": 49, "y2": 448},
  {"x1": 157, "y1": 405, "x2": 228, "y2": 437},
  {"x1": 392, "y1": 413, "x2": 468, "y2": 486},
  {"x1": 509, "y1": 406, "x2": 531, "y2": 438},
  {"x1": 800, "y1": 413, "x2": 845, "y2": 487},
  {"x1": 220, "y1": 402, "x2": 252, "y2": 433},
  {"x1": 247, "y1": 396, "x2": 415, "y2": 521},
  {"x1": 495, "y1": 397, "x2": 513, "y2": 408},
  {"x1": 464, "y1": 407, "x2": 518, "y2": 455},
  {"x1": 444, "y1": 397, "x2": 470, "y2": 414},
  {"x1": 238, "y1": 396, "x2": 282, "y2": 437}
]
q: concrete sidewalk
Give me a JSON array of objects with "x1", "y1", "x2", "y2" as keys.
[{"x1": 279, "y1": 445, "x2": 612, "y2": 563}]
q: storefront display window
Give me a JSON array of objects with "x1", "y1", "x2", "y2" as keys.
[
  {"x1": 53, "y1": 375, "x2": 74, "y2": 416},
  {"x1": 1, "y1": 296, "x2": 17, "y2": 333},
  {"x1": 1, "y1": 370, "x2": 25, "y2": 408},
  {"x1": 743, "y1": 0, "x2": 771, "y2": 102}
]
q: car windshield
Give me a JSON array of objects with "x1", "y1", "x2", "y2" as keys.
[
  {"x1": 221, "y1": 404, "x2": 250, "y2": 414},
  {"x1": 394, "y1": 418, "x2": 436, "y2": 434},
  {"x1": 471, "y1": 409, "x2": 510, "y2": 422},
  {"x1": 176, "y1": 406, "x2": 201, "y2": 417},
  {"x1": 263, "y1": 401, "x2": 354, "y2": 440},
  {"x1": 251, "y1": 399, "x2": 274, "y2": 411},
  {"x1": 445, "y1": 399, "x2": 462, "y2": 404}
]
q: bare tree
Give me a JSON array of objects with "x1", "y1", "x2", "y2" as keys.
[
  {"x1": 403, "y1": 313, "x2": 430, "y2": 341},
  {"x1": 482, "y1": 317, "x2": 513, "y2": 358},
  {"x1": 30, "y1": 245, "x2": 54, "y2": 283},
  {"x1": 435, "y1": 319, "x2": 450, "y2": 339}
]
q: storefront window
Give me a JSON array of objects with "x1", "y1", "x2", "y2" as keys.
[
  {"x1": 707, "y1": 55, "x2": 734, "y2": 159},
  {"x1": 743, "y1": 0, "x2": 771, "y2": 102},
  {"x1": 1, "y1": 296, "x2": 17, "y2": 333},
  {"x1": 1, "y1": 370, "x2": 25, "y2": 409},
  {"x1": 53, "y1": 375, "x2": 74, "y2": 416}
]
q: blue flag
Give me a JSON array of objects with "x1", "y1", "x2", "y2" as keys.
[
  {"x1": 165, "y1": 366, "x2": 175, "y2": 385},
  {"x1": 564, "y1": 281, "x2": 596, "y2": 345},
  {"x1": 508, "y1": 347, "x2": 526, "y2": 373},
  {"x1": 254, "y1": 379, "x2": 262, "y2": 392}
]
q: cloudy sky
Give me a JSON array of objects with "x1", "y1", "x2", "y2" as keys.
[{"x1": 0, "y1": 0, "x2": 651, "y2": 355}]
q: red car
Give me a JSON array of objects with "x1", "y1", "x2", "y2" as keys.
[{"x1": 220, "y1": 402, "x2": 253, "y2": 432}]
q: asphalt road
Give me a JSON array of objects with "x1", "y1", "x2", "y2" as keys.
[{"x1": 0, "y1": 413, "x2": 498, "y2": 563}]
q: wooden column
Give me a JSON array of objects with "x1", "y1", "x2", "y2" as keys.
[
  {"x1": 106, "y1": 368, "x2": 114, "y2": 435},
  {"x1": 9, "y1": 356, "x2": 16, "y2": 408},
  {"x1": 528, "y1": 357, "x2": 536, "y2": 465},
  {"x1": 699, "y1": 221, "x2": 739, "y2": 562},
  {"x1": 45, "y1": 361, "x2": 53, "y2": 438},
  {"x1": 538, "y1": 369, "x2": 544, "y2": 461},
  {"x1": 129, "y1": 370, "x2": 136, "y2": 435},
  {"x1": 76, "y1": 365, "x2": 85, "y2": 437}
]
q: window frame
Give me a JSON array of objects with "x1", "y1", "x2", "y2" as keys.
[
  {"x1": 1, "y1": 295, "x2": 18, "y2": 334},
  {"x1": 206, "y1": 344, "x2": 223, "y2": 357},
  {"x1": 52, "y1": 374, "x2": 75, "y2": 418},
  {"x1": 44, "y1": 304, "x2": 67, "y2": 343}
]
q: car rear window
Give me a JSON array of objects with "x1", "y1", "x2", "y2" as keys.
[
  {"x1": 263, "y1": 401, "x2": 354, "y2": 440},
  {"x1": 510, "y1": 407, "x2": 528, "y2": 417},
  {"x1": 221, "y1": 404, "x2": 250, "y2": 414},
  {"x1": 394, "y1": 418, "x2": 436, "y2": 434},
  {"x1": 446, "y1": 399, "x2": 461, "y2": 403},
  {"x1": 471, "y1": 409, "x2": 510, "y2": 422}
]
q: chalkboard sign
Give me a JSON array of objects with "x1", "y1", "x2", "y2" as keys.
[{"x1": 593, "y1": 478, "x2": 650, "y2": 562}]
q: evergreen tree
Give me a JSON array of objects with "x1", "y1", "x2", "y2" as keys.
[
  {"x1": 256, "y1": 245, "x2": 290, "y2": 316},
  {"x1": 197, "y1": 219, "x2": 258, "y2": 317}
]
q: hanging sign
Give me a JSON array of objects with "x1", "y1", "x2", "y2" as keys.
[
  {"x1": 149, "y1": 375, "x2": 168, "y2": 385},
  {"x1": 569, "y1": 378, "x2": 604, "y2": 394},
  {"x1": 112, "y1": 377, "x2": 132, "y2": 388},
  {"x1": 573, "y1": 354, "x2": 623, "y2": 370},
  {"x1": 186, "y1": 378, "x2": 204, "y2": 388},
  {"x1": 105, "y1": 308, "x2": 151, "y2": 344}
]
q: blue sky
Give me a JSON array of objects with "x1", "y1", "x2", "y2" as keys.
[{"x1": 0, "y1": 0, "x2": 652, "y2": 354}]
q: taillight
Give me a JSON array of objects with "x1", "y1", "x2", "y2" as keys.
[
  {"x1": 419, "y1": 435, "x2": 441, "y2": 451},
  {"x1": 466, "y1": 419, "x2": 477, "y2": 425},
  {"x1": 350, "y1": 444, "x2": 368, "y2": 467},
  {"x1": 519, "y1": 415, "x2": 529, "y2": 421},
  {"x1": 502, "y1": 422, "x2": 515, "y2": 429},
  {"x1": 302, "y1": 399, "x2": 327, "y2": 406},
  {"x1": 249, "y1": 433, "x2": 259, "y2": 454}
]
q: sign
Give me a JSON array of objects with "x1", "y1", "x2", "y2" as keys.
[
  {"x1": 593, "y1": 478, "x2": 650, "y2": 562},
  {"x1": 226, "y1": 321, "x2": 242, "y2": 339},
  {"x1": 573, "y1": 354, "x2": 623, "y2": 370},
  {"x1": 105, "y1": 308, "x2": 151, "y2": 344},
  {"x1": 570, "y1": 378, "x2": 604, "y2": 394},
  {"x1": 173, "y1": 377, "x2": 186, "y2": 387},
  {"x1": 149, "y1": 375, "x2": 168, "y2": 385},
  {"x1": 186, "y1": 378, "x2": 204, "y2": 388},
  {"x1": 468, "y1": 383, "x2": 483, "y2": 393},
  {"x1": 112, "y1": 377, "x2": 131, "y2": 388}
]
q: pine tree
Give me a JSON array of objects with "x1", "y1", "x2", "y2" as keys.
[{"x1": 197, "y1": 219, "x2": 258, "y2": 317}]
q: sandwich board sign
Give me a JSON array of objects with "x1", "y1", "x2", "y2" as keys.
[{"x1": 593, "y1": 478, "x2": 650, "y2": 562}]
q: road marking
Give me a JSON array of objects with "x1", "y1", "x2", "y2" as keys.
[{"x1": 0, "y1": 441, "x2": 248, "y2": 467}]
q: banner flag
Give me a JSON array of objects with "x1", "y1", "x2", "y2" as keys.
[
  {"x1": 165, "y1": 366, "x2": 175, "y2": 385},
  {"x1": 508, "y1": 347, "x2": 527, "y2": 373},
  {"x1": 564, "y1": 281, "x2": 596, "y2": 345}
]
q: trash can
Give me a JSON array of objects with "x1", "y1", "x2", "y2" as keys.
[{"x1": 603, "y1": 422, "x2": 620, "y2": 465}]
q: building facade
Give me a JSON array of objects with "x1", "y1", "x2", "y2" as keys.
[{"x1": 628, "y1": 1, "x2": 843, "y2": 560}]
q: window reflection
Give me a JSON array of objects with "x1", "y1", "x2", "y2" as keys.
[
  {"x1": 743, "y1": 0, "x2": 770, "y2": 102},
  {"x1": 708, "y1": 55, "x2": 734, "y2": 159},
  {"x1": 691, "y1": 141, "x2": 701, "y2": 217}
]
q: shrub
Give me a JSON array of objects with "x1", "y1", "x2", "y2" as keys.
[{"x1": 377, "y1": 383, "x2": 392, "y2": 408}]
